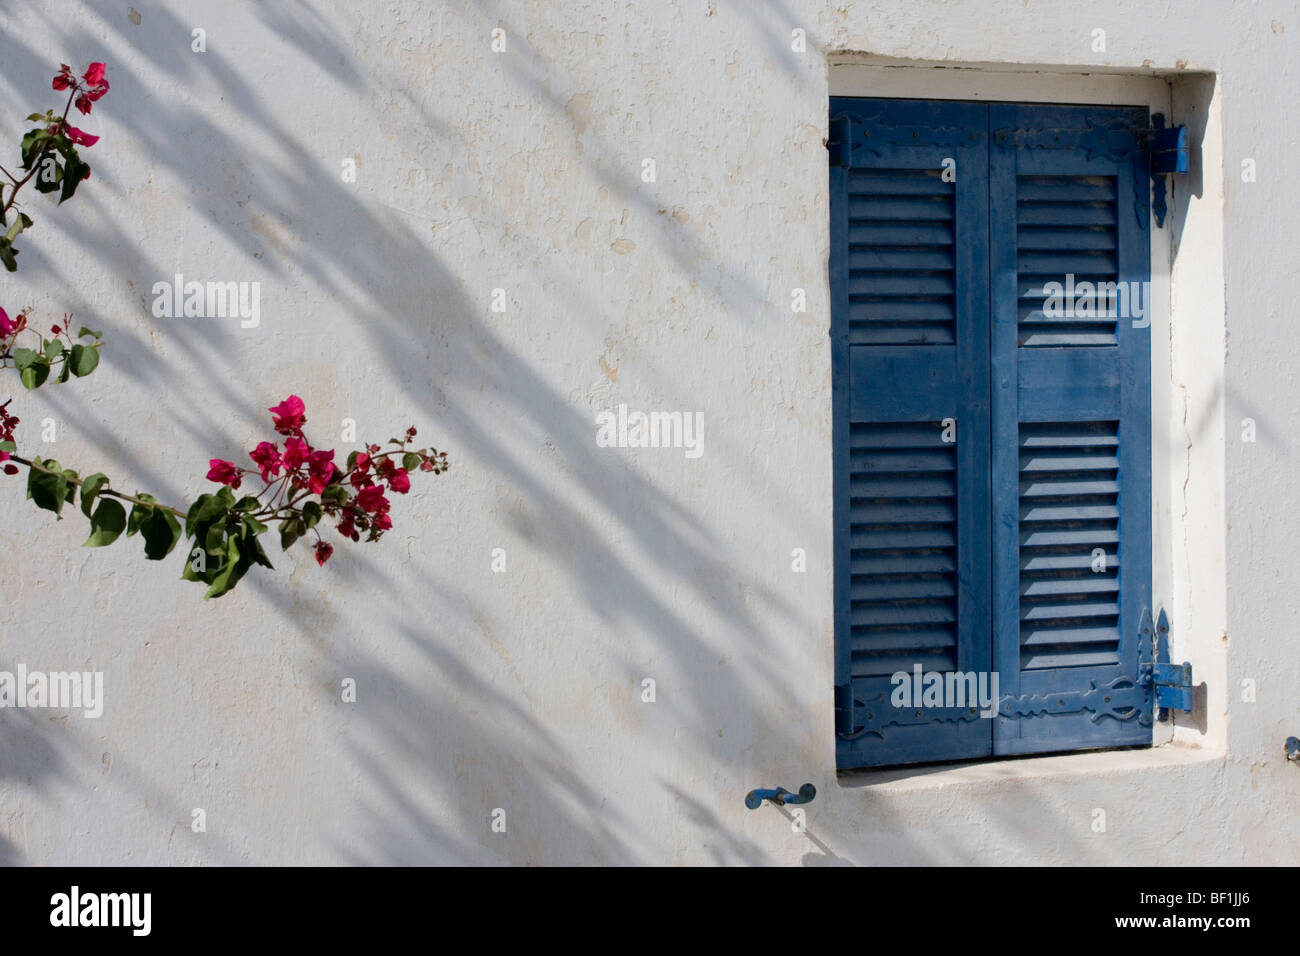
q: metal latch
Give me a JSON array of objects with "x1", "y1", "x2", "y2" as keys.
[{"x1": 745, "y1": 784, "x2": 816, "y2": 809}]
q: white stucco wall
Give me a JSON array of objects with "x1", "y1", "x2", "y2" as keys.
[{"x1": 0, "y1": 0, "x2": 1293, "y2": 865}]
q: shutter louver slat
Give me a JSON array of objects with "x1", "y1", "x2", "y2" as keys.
[
  {"x1": 1015, "y1": 421, "x2": 1122, "y2": 671},
  {"x1": 849, "y1": 422, "x2": 960, "y2": 678},
  {"x1": 847, "y1": 165, "x2": 958, "y2": 347},
  {"x1": 1016, "y1": 172, "x2": 1122, "y2": 348}
]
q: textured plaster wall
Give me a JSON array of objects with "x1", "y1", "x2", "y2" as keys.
[{"x1": 0, "y1": 0, "x2": 1292, "y2": 865}]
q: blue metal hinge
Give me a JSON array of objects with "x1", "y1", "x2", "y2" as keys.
[
  {"x1": 745, "y1": 784, "x2": 816, "y2": 809},
  {"x1": 1147, "y1": 114, "x2": 1189, "y2": 228},
  {"x1": 1138, "y1": 607, "x2": 1195, "y2": 721}
]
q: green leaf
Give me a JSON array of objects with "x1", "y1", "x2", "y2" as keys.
[
  {"x1": 240, "y1": 513, "x2": 268, "y2": 536},
  {"x1": 301, "y1": 500, "x2": 322, "y2": 529},
  {"x1": 321, "y1": 484, "x2": 348, "y2": 506},
  {"x1": 19, "y1": 358, "x2": 50, "y2": 390},
  {"x1": 346, "y1": 450, "x2": 358, "y2": 472},
  {"x1": 141, "y1": 507, "x2": 181, "y2": 560},
  {"x1": 205, "y1": 535, "x2": 248, "y2": 599},
  {"x1": 126, "y1": 496, "x2": 156, "y2": 537},
  {"x1": 60, "y1": 469, "x2": 77, "y2": 505},
  {"x1": 43, "y1": 338, "x2": 63, "y2": 363},
  {"x1": 241, "y1": 518, "x2": 273, "y2": 569},
  {"x1": 58, "y1": 149, "x2": 86, "y2": 204},
  {"x1": 77, "y1": 326, "x2": 103, "y2": 340},
  {"x1": 185, "y1": 492, "x2": 228, "y2": 537},
  {"x1": 19, "y1": 129, "x2": 51, "y2": 170},
  {"x1": 233, "y1": 495, "x2": 261, "y2": 512},
  {"x1": 80, "y1": 473, "x2": 109, "y2": 517},
  {"x1": 83, "y1": 498, "x2": 126, "y2": 547},
  {"x1": 402, "y1": 452, "x2": 422, "y2": 472},
  {"x1": 279, "y1": 517, "x2": 305, "y2": 551},
  {"x1": 3, "y1": 216, "x2": 25, "y2": 243},
  {"x1": 27, "y1": 462, "x2": 67, "y2": 515},
  {"x1": 25, "y1": 113, "x2": 45, "y2": 123},
  {"x1": 14, "y1": 346, "x2": 51, "y2": 387},
  {"x1": 0, "y1": 240, "x2": 16, "y2": 272},
  {"x1": 185, "y1": 494, "x2": 210, "y2": 537},
  {"x1": 69, "y1": 343, "x2": 98, "y2": 377},
  {"x1": 0, "y1": 440, "x2": 15, "y2": 454}
]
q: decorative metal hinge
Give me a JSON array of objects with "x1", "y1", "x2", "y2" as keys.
[
  {"x1": 998, "y1": 675, "x2": 1151, "y2": 725},
  {"x1": 1146, "y1": 113, "x2": 1189, "y2": 228},
  {"x1": 1137, "y1": 607, "x2": 1195, "y2": 721}
]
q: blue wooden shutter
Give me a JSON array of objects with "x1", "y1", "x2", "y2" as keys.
[
  {"x1": 988, "y1": 105, "x2": 1154, "y2": 755},
  {"x1": 831, "y1": 98, "x2": 993, "y2": 768}
]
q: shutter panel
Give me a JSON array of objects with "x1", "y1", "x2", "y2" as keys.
[
  {"x1": 988, "y1": 105, "x2": 1154, "y2": 755},
  {"x1": 832, "y1": 98, "x2": 993, "y2": 768}
]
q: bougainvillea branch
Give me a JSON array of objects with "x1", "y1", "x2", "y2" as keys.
[
  {"x1": 2, "y1": 60, "x2": 451, "y2": 599},
  {"x1": 0, "y1": 61, "x2": 107, "y2": 270}
]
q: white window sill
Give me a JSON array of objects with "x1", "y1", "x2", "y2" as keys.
[{"x1": 838, "y1": 740, "x2": 1224, "y2": 793}]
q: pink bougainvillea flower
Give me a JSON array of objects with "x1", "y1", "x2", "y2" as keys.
[
  {"x1": 0, "y1": 397, "x2": 17, "y2": 474},
  {"x1": 82, "y1": 62, "x2": 106, "y2": 86},
  {"x1": 75, "y1": 85, "x2": 109, "y2": 115},
  {"x1": 314, "y1": 541, "x2": 334, "y2": 566},
  {"x1": 52, "y1": 64, "x2": 74, "y2": 91},
  {"x1": 386, "y1": 467, "x2": 410, "y2": 494},
  {"x1": 337, "y1": 512, "x2": 358, "y2": 541},
  {"x1": 0, "y1": 308, "x2": 27, "y2": 337},
  {"x1": 206, "y1": 459, "x2": 242, "y2": 489},
  {"x1": 349, "y1": 453, "x2": 373, "y2": 488},
  {"x1": 268, "y1": 395, "x2": 306, "y2": 435},
  {"x1": 249, "y1": 441, "x2": 282, "y2": 482},
  {"x1": 377, "y1": 459, "x2": 410, "y2": 494},
  {"x1": 282, "y1": 436, "x2": 309, "y2": 470},
  {"x1": 306, "y1": 448, "x2": 336, "y2": 494},
  {"x1": 62, "y1": 124, "x2": 99, "y2": 147},
  {"x1": 372, "y1": 512, "x2": 393, "y2": 532},
  {"x1": 357, "y1": 484, "x2": 389, "y2": 514}
]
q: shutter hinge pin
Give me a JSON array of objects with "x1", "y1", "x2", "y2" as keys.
[
  {"x1": 1139, "y1": 607, "x2": 1195, "y2": 721},
  {"x1": 1148, "y1": 113, "x2": 1189, "y2": 228}
]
